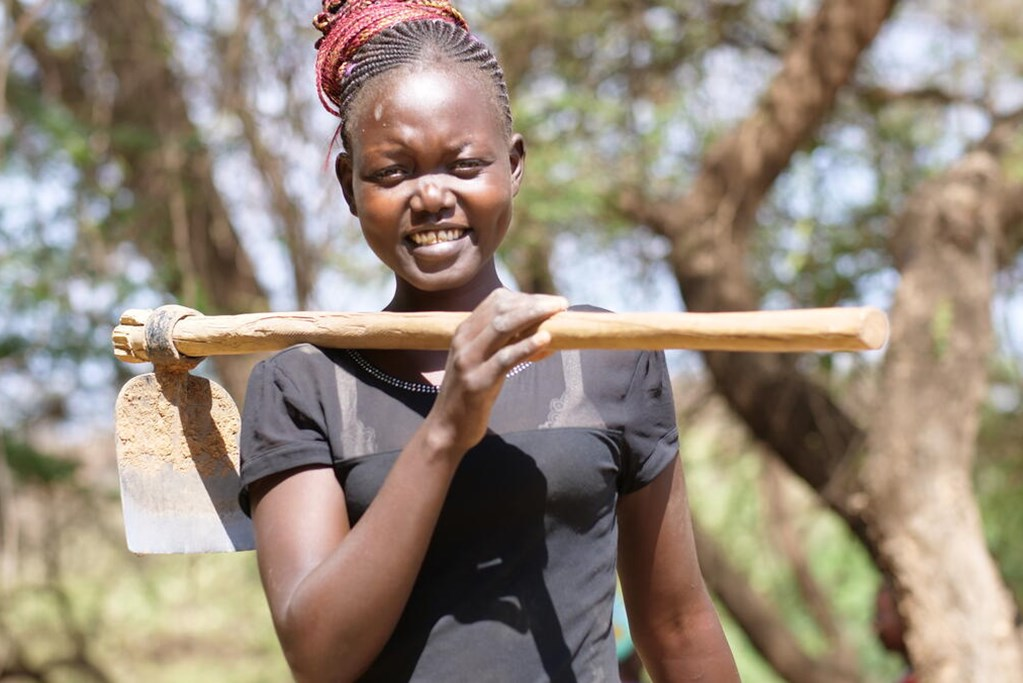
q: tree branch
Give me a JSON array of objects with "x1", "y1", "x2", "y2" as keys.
[
  {"x1": 855, "y1": 84, "x2": 982, "y2": 109},
  {"x1": 857, "y1": 100, "x2": 1023, "y2": 675},
  {"x1": 761, "y1": 456, "x2": 847, "y2": 655},
  {"x1": 219, "y1": 0, "x2": 317, "y2": 308},
  {"x1": 694, "y1": 522, "x2": 861, "y2": 683},
  {"x1": 616, "y1": 0, "x2": 899, "y2": 545},
  {"x1": 0, "y1": 0, "x2": 50, "y2": 160}
]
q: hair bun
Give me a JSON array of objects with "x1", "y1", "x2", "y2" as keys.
[
  {"x1": 314, "y1": 0, "x2": 469, "y2": 117},
  {"x1": 312, "y1": 0, "x2": 346, "y2": 43}
]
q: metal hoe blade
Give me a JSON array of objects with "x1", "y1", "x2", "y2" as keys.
[{"x1": 114, "y1": 369, "x2": 254, "y2": 553}]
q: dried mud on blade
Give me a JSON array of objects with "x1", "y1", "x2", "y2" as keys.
[{"x1": 114, "y1": 370, "x2": 254, "y2": 553}]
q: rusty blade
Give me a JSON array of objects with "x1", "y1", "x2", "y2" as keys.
[{"x1": 114, "y1": 370, "x2": 253, "y2": 553}]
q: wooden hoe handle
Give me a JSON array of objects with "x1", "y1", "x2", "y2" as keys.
[{"x1": 112, "y1": 306, "x2": 889, "y2": 364}]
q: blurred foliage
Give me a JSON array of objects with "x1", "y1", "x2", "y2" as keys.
[
  {"x1": 682, "y1": 403, "x2": 907, "y2": 683},
  {"x1": 0, "y1": 483, "x2": 287, "y2": 681},
  {"x1": 1, "y1": 432, "x2": 78, "y2": 484},
  {"x1": 977, "y1": 373, "x2": 1023, "y2": 600}
]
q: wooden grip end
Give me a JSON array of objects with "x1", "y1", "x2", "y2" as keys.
[
  {"x1": 859, "y1": 307, "x2": 890, "y2": 350},
  {"x1": 112, "y1": 310, "x2": 152, "y2": 363}
]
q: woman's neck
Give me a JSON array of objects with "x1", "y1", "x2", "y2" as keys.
[
  {"x1": 385, "y1": 268, "x2": 505, "y2": 313},
  {"x1": 366, "y1": 266, "x2": 506, "y2": 382}
]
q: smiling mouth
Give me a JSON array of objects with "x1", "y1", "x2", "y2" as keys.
[{"x1": 407, "y1": 228, "x2": 468, "y2": 246}]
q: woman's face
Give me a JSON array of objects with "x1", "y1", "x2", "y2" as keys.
[{"x1": 337, "y1": 64, "x2": 524, "y2": 299}]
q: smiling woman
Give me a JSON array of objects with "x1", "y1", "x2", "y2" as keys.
[{"x1": 238, "y1": 2, "x2": 739, "y2": 682}]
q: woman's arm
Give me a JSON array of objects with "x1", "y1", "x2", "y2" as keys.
[
  {"x1": 250, "y1": 432, "x2": 463, "y2": 683},
  {"x1": 617, "y1": 456, "x2": 740, "y2": 682},
  {"x1": 249, "y1": 290, "x2": 566, "y2": 683}
]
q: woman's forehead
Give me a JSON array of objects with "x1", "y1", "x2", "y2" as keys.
[{"x1": 349, "y1": 62, "x2": 506, "y2": 135}]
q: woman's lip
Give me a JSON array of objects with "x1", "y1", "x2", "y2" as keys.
[
  {"x1": 406, "y1": 227, "x2": 470, "y2": 247},
  {"x1": 403, "y1": 228, "x2": 474, "y2": 263}
]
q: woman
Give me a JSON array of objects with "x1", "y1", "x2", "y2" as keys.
[{"x1": 240, "y1": 2, "x2": 739, "y2": 681}]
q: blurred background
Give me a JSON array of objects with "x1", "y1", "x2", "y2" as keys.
[{"x1": 2, "y1": 0, "x2": 1022, "y2": 681}]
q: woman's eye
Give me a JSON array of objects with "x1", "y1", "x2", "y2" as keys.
[
  {"x1": 451, "y1": 159, "x2": 487, "y2": 176},
  {"x1": 372, "y1": 166, "x2": 406, "y2": 182}
]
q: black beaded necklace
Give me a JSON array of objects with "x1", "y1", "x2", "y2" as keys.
[{"x1": 346, "y1": 350, "x2": 532, "y2": 394}]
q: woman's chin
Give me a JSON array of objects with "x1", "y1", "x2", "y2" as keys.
[{"x1": 395, "y1": 260, "x2": 501, "y2": 301}]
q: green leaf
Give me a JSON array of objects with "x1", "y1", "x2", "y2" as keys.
[{"x1": 2, "y1": 432, "x2": 79, "y2": 485}]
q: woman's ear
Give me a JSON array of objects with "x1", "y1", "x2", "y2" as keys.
[
  {"x1": 335, "y1": 152, "x2": 358, "y2": 216},
  {"x1": 509, "y1": 134, "x2": 526, "y2": 197}
]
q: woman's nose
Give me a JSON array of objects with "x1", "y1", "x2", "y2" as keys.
[{"x1": 410, "y1": 175, "x2": 454, "y2": 215}]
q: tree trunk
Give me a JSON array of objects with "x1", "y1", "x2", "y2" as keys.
[
  {"x1": 616, "y1": 0, "x2": 1023, "y2": 676},
  {"x1": 19, "y1": 0, "x2": 270, "y2": 400},
  {"x1": 618, "y1": 0, "x2": 897, "y2": 536},
  {"x1": 84, "y1": 0, "x2": 268, "y2": 400},
  {"x1": 860, "y1": 135, "x2": 1023, "y2": 682}
]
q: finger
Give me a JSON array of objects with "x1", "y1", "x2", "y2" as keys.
[
  {"x1": 487, "y1": 294, "x2": 567, "y2": 343},
  {"x1": 492, "y1": 329, "x2": 553, "y2": 372},
  {"x1": 526, "y1": 346, "x2": 557, "y2": 363},
  {"x1": 449, "y1": 292, "x2": 567, "y2": 370}
]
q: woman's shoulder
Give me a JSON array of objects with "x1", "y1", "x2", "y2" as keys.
[
  {"x1": 568, "y1": 303, "x2": 611, "y2": 313},
  {"x1": 565, "y1": 303, "x2": 661, "y2": 367},
  {"x1": 249, "y1": 343, "x2": 351, "y2": 391},
  {"x1": 259, "y1": 343, "x2": 342, "y2": 370}
]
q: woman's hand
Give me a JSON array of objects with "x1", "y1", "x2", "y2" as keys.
[{"x1": 427, "y1": 288, "x2": 567, "y2": 454}]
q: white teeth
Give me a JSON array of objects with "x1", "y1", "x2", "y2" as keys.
[{"x1": 409, "y1": 229, "x2": 465, "y2": 246}]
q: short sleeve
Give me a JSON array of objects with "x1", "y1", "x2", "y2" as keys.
[
  {"x1": 617, "y1": 350, "x2": 679, "y2": 495},
  {"x1": 238, "y1": 354, "x2": 334, "y2": 514}
]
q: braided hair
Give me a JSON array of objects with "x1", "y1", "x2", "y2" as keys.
[{"x1": 313, "y1": 0, "x2": 513, "y2": 149}]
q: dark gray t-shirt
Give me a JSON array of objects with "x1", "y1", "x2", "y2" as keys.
[{"x1": 240, "y1": 338, "x2": 679, "y2": 682}]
